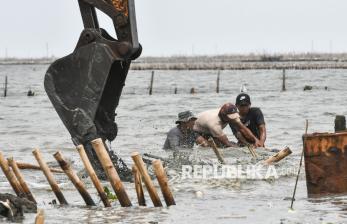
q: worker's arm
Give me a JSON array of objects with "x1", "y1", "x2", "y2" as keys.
[
  {"x1": 258, "y1": 124, "x2": 266, "y2": 147},
  {"x1": 195, "y1": 135, "x2": 209, "y2": 147},
  {"x1": 232, "y1": 120, "x2": 261, "y2": 147},
  {"x1": 253, "y1": 108, "x2": 266, "y2": 147},
  {"x1": 207, "y1": 124, "x2": 236, "y2": 148},
  {"x1": 236, "y1": 131, "x2": 251, "y2": 146},
  {"x1": 215, "y1": 135, "x2": 237, "y2": 148}
]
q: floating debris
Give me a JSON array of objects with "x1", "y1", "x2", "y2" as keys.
[
  {"x1": 27, "y1": 90, "x2": 35, "y2": 97},
  {"x1": 303, "y1": 85, "x2": 313, "y2": 91}
]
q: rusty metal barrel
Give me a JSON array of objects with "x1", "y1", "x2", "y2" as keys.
[{"x1": 303, "y1": 132, "x2": 347, "y2": 196}]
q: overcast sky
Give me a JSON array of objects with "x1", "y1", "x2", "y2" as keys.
[{"x1": 0, "y1": 0, "x2": 346, "y2": 57}]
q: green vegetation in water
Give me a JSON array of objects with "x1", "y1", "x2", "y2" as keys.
[{"x1": 103, "y1": 187, "x2": 118, "y2": 202}]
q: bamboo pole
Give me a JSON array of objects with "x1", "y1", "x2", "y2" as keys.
[
  {"x1": 76, "y1": 145, "x2": 111, "y2": 207},
  {"x1": 7, "y1": 157, "x2": 36, "y2": 203},
  {"x1": 282, "y1": 69, "x2": 286, "y2": 91},
  {"x1": 207, "y1": 138, "x2": 226, "y2": 164},
  {"x1": 143, "y1": 153, "x2": 169, "y2": 163},
  {"x1": 32, "y1": 149, "x2": 68, "y2": 205},
  {"x1": 152, "y1": 160, "x2": 175, "y2": 206},
  {"x1": 290, "y1": 120, "x2": 308, "y2": 210},
  {"x1": 132, "y1": 165, "x2": 146, "y2": 206},
  {"x1": 131, "y1": 152, "x2": 162, "y2": 207},
  {"x1": 264, "y1": 147, "x2": 292, "y2": 165},
  {"x1": 247, "y1": 145, "x2": 258, "y2": 159},
  {"x1": 35, "y1": 209, "x2": 44, "y2": 224},
  {"x1": 190, "y1": 87, "x2": 196, "y2": 94},
  {"x1": 4, "y1": 76, "x2": 8, "y2": 97},
  {"x1": 236, "y1": 132, "x2": 258, "y2": 158},
  {"x1": 16, "y1": 162, "x2": 64, "y2": 173},
  {"x1": 53, "y1": 151, "x2": 95, "y2": 206},
  {"x1": 216, "y1": 70, "x2": 220, "y2": 93},
  {"x1": 0, "y1": 152, "x2": 24, "y2": 197},
  {"x1": 149, "y1": 71, "x2": 154, "y2": 95},
  {"x1": 91, "y1": 138, "x2": 132, "y2": 207}
]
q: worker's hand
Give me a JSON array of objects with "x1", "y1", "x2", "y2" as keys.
[
  {"x1": 196, "y1": 136, "x2": 209, "y2": 147},
  {"x1": 258, "y1": 139, "x2": 265, "y2": 147},
  {"x1": 254, "y1": 139, "x2": 263, "y2": 148},
  {"x1": 199, "y1": 141, "x2": 209, "y2": 147}
]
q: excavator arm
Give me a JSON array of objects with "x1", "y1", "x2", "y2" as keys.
[{"x1": 44, "y1": 0, "x2": 142, "y2": 180}]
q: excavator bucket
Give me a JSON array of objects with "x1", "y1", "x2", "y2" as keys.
[{"x1": 44, "y1": 0, "x2": 141, "y2": 180}]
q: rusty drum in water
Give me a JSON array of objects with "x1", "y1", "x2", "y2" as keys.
[{"x1": 303, "y1": 132, "x2": 347, "y2": 196}]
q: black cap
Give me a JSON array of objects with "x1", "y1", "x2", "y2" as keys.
[{"x1": 236, "y1": 93, "x2": 251, "y2": 106}]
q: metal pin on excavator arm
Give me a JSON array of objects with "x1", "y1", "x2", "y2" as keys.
[{"x1": 44, "y1": 0, "x2": 142, "y2": 180}]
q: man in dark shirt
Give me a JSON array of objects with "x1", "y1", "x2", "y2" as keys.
[{"x1": 230, "y1": 93, "x2": 266, "y2": 147}]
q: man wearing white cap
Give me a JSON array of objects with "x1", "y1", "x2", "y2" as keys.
[{"x1": 193, "y1": 103, "x2": 260, "y2": 148}]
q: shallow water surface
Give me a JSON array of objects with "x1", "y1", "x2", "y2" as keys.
[{"x1": 0, "y1": 65, "x2": 347, "y2": 223}]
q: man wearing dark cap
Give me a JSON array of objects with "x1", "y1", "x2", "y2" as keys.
[
  {"x1": 193, "y1": 103, "x2": 260, "y2": 148},
  {"x1": 163, "y1": 111, "x2": 207, "y2": 150},
  {"x1": 230, "y1": 93, "x2": 266, "y2": 147}
]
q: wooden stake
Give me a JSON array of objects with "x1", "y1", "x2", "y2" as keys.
[
  {"x1": 207, "y1": 138, "x2": 226, "y2": 164},
  {"x1": 16, "y1": 161, "x2": 63, "y2": 173},
  {"x1": 149, "y1": 71, "x2": 154, "y2": 95},
  {"x1": 152, "y1": 160, "x2": 175, "y2": 206},
  {"x1": 132, "y1": 165, "x2": 146, "y2": 206},
  {"x1": 53, "y1": 151, "x2": 95, "y2": 206},
  {"x1": 236, "y1": 132, "x2": 258, "y2": 158},
  {"x1": 4, "y1": 76, "x2": 8, "y2": 97},
  {"x1": 35, "y1": 209, "x2": 44, "y2": 224},
  {"x1": 282, "y1": 69, "x2": 286, "y2": 91},
  {"x1": 76, "y1": 145, "x2": 111, "y2": 207},
  {"x1": 7, "y1": 157, "x2": 37, "y2": 203},
  {"x1": 190, "y1": 87, "x2": 196, "y2": 94},
  {"x1": 263, "y1": 147, "x2": 292, "y2": 165},
  {"x1": 246, "y1": 144, "x2": 258, "y2": 159},
  {"x1": 0, "y1": 152, "x2": 24, "y2": 197},
  {"x1": 32, "y1": 148, "x2": 68, "y2": 205},
  {"x1": 131, "y1": 152, "x2": 162, "y2": 207},
  {"x1": 216, "y1": 70, "x2": 220, "y2": 93},
  {"x1": 290, "y1": 120, "x2": 308, "y2": 210},
  {"x1": 91, "y1": 138, "x2": 132, "y2": 207}
]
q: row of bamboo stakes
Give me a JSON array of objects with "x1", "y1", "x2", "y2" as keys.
[
  {"x1": 1, "y1": 137, "x2": 291, "y2": 223},
  {"x1": 148, "y1": 69, "x2": 289, "y2": 95},
  {"x1": 148, "y1": 71, "x2": 220, "y2": 95},
  {"x1": 0, "y1": 138, "x2": 176, "y2": 212},
  {"x1": 134, "y1": 63, "x2": 347, "y2": 71}
]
